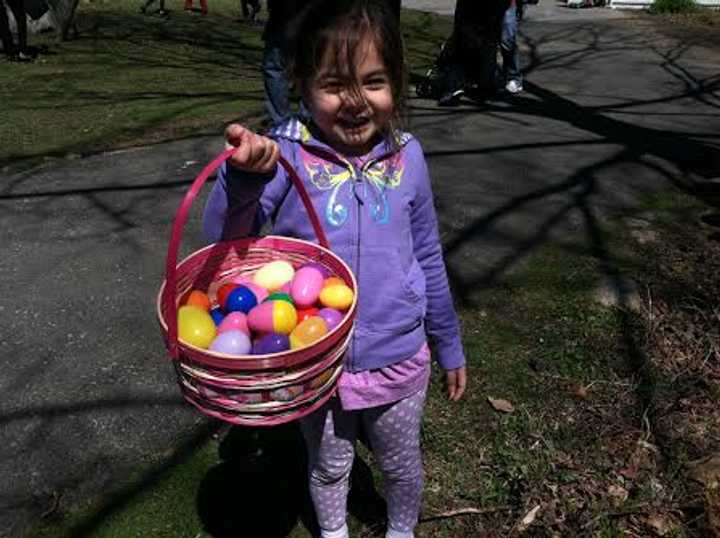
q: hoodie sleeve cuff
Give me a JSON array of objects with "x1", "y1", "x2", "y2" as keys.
[{"x1": 433, "y1": 333, "x2": 466, "y2": 370}]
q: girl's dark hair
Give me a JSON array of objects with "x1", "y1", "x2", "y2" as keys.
[{"x1": 290, "y1": 0, "x2": 407, "y2": 143}]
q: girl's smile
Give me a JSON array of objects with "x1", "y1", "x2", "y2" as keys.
[{"x1": 305, "y1": 40, "x2": 394, "y2": 156}]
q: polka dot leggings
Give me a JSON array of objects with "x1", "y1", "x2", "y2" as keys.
[{"x1": 300, "y1": 388, "x2": 427, "y2": 535}]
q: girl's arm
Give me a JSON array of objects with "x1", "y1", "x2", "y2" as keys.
[
  {"x1": 203, "y1": 125, "x2": 292, "y2": 242},
  {"x1": 408, "y1": 140, "x2": 467, "y2": 400}
]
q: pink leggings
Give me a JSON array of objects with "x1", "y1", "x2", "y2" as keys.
[{"x1": 300, "y1": 388, "x2": 427, "y2": 534}]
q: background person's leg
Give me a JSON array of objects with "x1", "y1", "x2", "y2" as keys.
[
  {"x1": 262, "y1": 39, "x2": 291, "y2": 125},
  {"x1": 0, "y1": 0, "x2": 17, "y2": 57},
  {"x1": 6, "y1": 0, "x2": 26, "y2": 52},
  {"x1": 500, "y1": 4, "x2": 522, "y2": 91}
]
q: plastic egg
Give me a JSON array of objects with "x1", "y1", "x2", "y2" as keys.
[
  {"x1": 323, "y1": 276, "x2": 346, "y2": 288},
  {"x1": 296, "y1": 307, "x2": 319, "y2": 324},
  {"x1": 209, "y1": 330, "x2": 252, "y2": 355},
  {"x1": 217, "y1": 311, "x2": 249, "y2": 335},
  {"x1": 279, "y1": 282, "x2": 292, "y2": 294},
  {"x1": 178, "y1": 305, "x2": 217, "y2": 349},
  {"x1": 225, "y1": 285, "x2": 258, "y2": 314},
  {"x1": 304, "y1": 262, "x2": 332, "y2": 278},
  {"x1": 265, "y1": 292, "x2": 294, "y2": 305},
  {"x1": 183, "y1": 290, "x2": 211, "y2": 312},
  {"x1": 317, "y1": 308, "x2": 343, "y2": 330},
  {"x1": 248, "y1": 300, "x2": 297, "y2": 335},
  {"x1": 252, "y1": 332, "x2": 290, "y2": 354},
  {"x1": 290, "y1": 316, "x2": 328, "y2": 350},
  {"x1": 210, "y1": 307, "x2": 225, "y2": 326},
  {"x1": 253, "y1": 260, "x2": 295, "y2": 292},
  {"x1": 291, "y1": 265, "x2": 325, "y2": 308},
  {"x1": 242, "y1": 282, "x2": 269, "y2": 303},
  {"x1": 216, "y1": 282, "x2": 239, "y2": 310},
  {"x1": 319, "y1": 284, "x2": 354, "y2": 311}
]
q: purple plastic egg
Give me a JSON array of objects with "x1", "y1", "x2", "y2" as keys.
[
  {"x1": 252, "y1": 332, "x2": 290, "y2": 354},
  {"x1": 318, "y1": 308, "x2": 343, "y2": 330},
  {"x1": 209, "y1": 330, "x2": 252, "y2": 355},
  {"x1": 291, "y1": 265, "x2": 325, "y2": 308}
]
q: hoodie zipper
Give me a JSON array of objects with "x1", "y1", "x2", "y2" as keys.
[{"x1": 350, "y1": 162, "x2": 363, "y2": 372}]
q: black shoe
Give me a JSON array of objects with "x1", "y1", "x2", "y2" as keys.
[{"x1": 438, "y1": 88, "x2": 464, "y2": 107}]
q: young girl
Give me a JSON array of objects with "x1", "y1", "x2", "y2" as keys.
[{"x1": 203, "y1": 1, "x2": 467, "y2": 537}]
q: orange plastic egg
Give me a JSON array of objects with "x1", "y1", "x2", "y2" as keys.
[
  {"x1": 183, "y1": 290, "x2": 211, "y2": 312},
  {"x1": 290, "y1": 316, "x2": 328, "y2": 350},
  {"x1": 323, "y1": 277, "x2": 345, "y2": 288}
]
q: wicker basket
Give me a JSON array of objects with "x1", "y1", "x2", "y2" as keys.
[{"x1": 156, "y1": 149, "x2": 357, "y2": 426}]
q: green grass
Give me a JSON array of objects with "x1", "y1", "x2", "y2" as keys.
[{"x1": 0, "y1": 1, "x2": 450, "y2": 172}]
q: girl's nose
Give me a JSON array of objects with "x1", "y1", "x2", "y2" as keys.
[{"x1": 340, "y1": 88, "x2": 366, "y2": 110}]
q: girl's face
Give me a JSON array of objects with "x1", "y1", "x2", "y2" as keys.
[{"x1": 305, "y1": 38, "x2": 394, "y2": 156}]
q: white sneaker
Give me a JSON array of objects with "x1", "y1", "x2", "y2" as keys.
[{"x1": 505, "y1": 79, "x2": 523, "y2": 94}]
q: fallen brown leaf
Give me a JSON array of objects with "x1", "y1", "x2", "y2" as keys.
[
  {"x1": 487, "y1": 396, "x2": 515, "y2": 413},
  {"x1": 516, "y1": 504, "x2": 541, "y2": 533},
  {"x1": 645, "y1": 513, "x2": 672, "y2": 536}
]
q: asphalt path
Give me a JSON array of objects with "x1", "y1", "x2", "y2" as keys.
[{"x1": 1, "y1": 2, "x2": 719, "y2": 536}]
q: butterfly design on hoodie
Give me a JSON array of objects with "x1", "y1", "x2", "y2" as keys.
[{"x1": 301, "y1": 147, "x2": 404, "y2": 227}]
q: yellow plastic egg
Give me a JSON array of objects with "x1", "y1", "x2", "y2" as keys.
[
  {"x1": 319, "y1": 284, "x2": 354, "y2": 311},
  {"x1": 253, "y1": 260, "x2": 295, "y2": 292},
  {"x1": 178, "y1": 305, "x2": 217, "y2": 349}
]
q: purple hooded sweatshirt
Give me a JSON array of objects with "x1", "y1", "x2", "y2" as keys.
[{"x1": 203, "y1": 118, "x2": 465, "y2": 372}]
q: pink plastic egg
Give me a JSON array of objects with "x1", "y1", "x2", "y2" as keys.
[
  {"x1": 247, "y1": 300, "x2": 297, "y2": 335},
  {"x1": 217, "y1": 311, "x2": 249, "y2": 335},
  {"x1": 279, "y1": 281, "x2": 292, "y2": 294},
  {"x1": 242, "y1": 282, "x2": 269, "y2": 303},
  {"x1": 290, "y1": 265, "x2": 325, "y2": 308}
]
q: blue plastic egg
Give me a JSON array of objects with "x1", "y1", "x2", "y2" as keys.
[
  {"x1": 210, "y1": 307, "x2": 225, "y2": 326},
  {"x1": 225, "y1": 285, "x2": 258, "y2": 314}
]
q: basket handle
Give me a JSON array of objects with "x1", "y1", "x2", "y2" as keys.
[{"x1": 164, "y1": 147, "x2": 330, "y2": 359}]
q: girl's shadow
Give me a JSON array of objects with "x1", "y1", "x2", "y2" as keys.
[{"x1": 197, "y1": 423, "x2": 387, "y2": 537}]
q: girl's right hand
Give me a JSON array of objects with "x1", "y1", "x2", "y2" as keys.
[{"x1": 224, "y1": 123, "x2": 280, "y2": 175}]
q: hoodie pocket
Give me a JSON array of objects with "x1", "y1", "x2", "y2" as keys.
[{"x1": 358, "y1": 247, "x2": 425, "y2": 333}]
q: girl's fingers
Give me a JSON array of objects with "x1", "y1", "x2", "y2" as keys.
[
  {"x1": 224, "y1": 126, "x2": 277, "y2": 174},
  {"x1": 256, "y1": 139, "x2": 279, "y2": 173},
  {"x1": 225, "y1": 123, "x2": 248, "y2": 147}
]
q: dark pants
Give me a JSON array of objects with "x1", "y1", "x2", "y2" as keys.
[
  {"x1": 0, "y1": 0, "x2": 27, "y2": 55},
  {"x1": 261, "y1": 37, "x2": 309, "y2": 126}
]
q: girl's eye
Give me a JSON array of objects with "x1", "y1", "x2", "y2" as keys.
[
  {"x1": 364, "y1": 78, "x2": 388, "y2": 89},
  {"x1": 321, "y1": 80, "x2": 343, "y2": 93}
]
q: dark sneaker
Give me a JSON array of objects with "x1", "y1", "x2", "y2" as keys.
[{"x1": 438, "y1": 88, "x2": 464, "y2": 107}]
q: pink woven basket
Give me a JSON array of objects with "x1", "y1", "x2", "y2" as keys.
[{"x1": 156, "y1": 148, "x2": 357, "y2": 426}]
